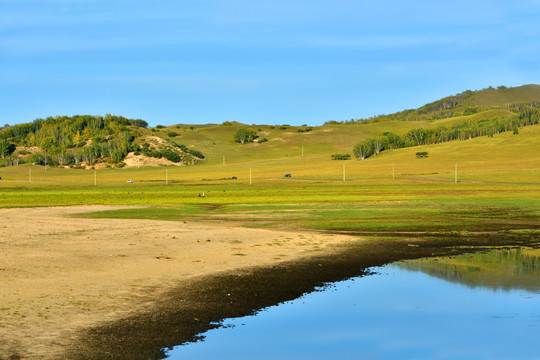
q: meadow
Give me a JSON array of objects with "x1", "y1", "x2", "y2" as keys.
[
  {"x1": 1, "y1": 120, "x2": 539, "y2": 360},
  {"x1": 1, "y1": 124, "x2": 538, "y2": 243}
]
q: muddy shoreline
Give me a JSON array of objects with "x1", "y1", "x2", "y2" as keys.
[{"x1": 65, "y1": 234, "x2": 536, "y2": 360}]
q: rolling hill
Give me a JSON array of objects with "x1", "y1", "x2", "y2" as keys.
[{"x1": 0, "y1": 84, "x2": 539, "y2": 181}]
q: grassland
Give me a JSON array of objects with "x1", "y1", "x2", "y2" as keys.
[
  {"x1": 1, "y1": 124, "x2": 538, "y2": 241},
  {"x1": 1, "y1": 118, "x2": 539, "y2": 360}
]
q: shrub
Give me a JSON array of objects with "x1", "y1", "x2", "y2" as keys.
[
  {"x1": 188, "y1": 149, "x2": 205, "y2": 159},
  {"x1": 168, "y1": 132, "x2": 179, "y2": 137},
  {"x1": 416, "y1": 151, "x2": 428, "y2": 158},
  {"x1": 161, "y1": 149, "x2": 181, "y2": 162},
  {"x1": 331, "y1": 154, "x2": 351, "y2": 160}
]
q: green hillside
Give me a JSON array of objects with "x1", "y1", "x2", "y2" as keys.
[
  {"x1": 458, "y1": 84, "x2": 540, "y2": 108},
  {"x1": 1, "y1": 84, "x2": 539, "y2": 171}
]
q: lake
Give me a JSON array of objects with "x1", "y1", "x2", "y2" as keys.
[{"x1": 166, "y1": 247, "x2": 540, "y2": 360}]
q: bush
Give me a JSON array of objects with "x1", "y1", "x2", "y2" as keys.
[
  {"x1": 188, "y1": 149, "x2": 205, "y2": 159},
  {"x1": 161, "y1": 149, "x2": 181, "y2": 162},
  {"x1": 168, "y1": 132, "x2": 179, "y2": 137},
  {"x1": 128, "y1": 119, "x2": 148, "y2": 128},
  {"x1": 156, "y1": 125, "x2": 165, "y2": 129},
  {"x1": 416, "y1": 151, "x2": 428, "y2": 158},
  {"x1": 258, "y1": 137, "x2": 268, "y2": 143},
  {"x1": 331, "y1": 154, "x2": 351, "y2": 160}
]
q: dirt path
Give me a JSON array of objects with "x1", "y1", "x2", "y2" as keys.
[{"x1": 0, "y1": 206, "x2": 359, "y2": 359}]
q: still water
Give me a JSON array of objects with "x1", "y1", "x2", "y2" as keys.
[{"x1": 167, "y1": 247, "x2": 540, "y2": 360}]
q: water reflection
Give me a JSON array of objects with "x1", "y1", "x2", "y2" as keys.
[
  {"x1": 167, "y1": 247, "x2": 540, "y2": 360},
  {"x1": 397, "y1": 247, "x2": 540, "y2": 292}
]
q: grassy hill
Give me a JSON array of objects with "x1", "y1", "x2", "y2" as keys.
[
  {"x1": 0, "y1": 84, "x2": 539, "y2": 186},
  {"x1": 458, "y1": 84, "x2": 540, "y2": 108}
]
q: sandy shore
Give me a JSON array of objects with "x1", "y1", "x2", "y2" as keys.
[{"x1": 0, "y1": 206, "x2": 359, "y2": 359}]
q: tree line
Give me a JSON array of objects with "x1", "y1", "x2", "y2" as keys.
[{"x1": 353, "y1": 106, "x2": 539, "y2": 160}]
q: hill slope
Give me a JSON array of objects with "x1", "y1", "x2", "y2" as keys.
[{"x1": 1, "y1": 84, "x2": 539, "y2": 170}]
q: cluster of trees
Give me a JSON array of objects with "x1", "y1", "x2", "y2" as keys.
[
  {"x1": 353, "y1": 107, "x2": 539, "y2": 160},
  {"x1": 0, "y1": 115, "x2": 144, "y2": 166},
  {"x1": 0, "y1": 114, "x2": 204, "y2": 167},
  {"x1": 234, "y1": 128, "x2": 258, "y2": 144}
]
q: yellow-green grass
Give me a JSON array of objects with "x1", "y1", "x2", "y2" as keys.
[
  {"x1": 139, "y1": 110, "x2": 519, "y2": 167},
  {"x1": 0, "y1": 123, "x2": 538, "y2": 240},
  {"x1": 2, "y1": 123, "x2": 537, "y2": 186}
]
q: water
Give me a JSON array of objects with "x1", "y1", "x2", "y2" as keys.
[{"x1": 166, "y1": 247, "x2": 540, "y2": 360}]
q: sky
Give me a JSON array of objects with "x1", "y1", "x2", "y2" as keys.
[{"x1": 1, "y1": 0, "x2": 540, "y2": 127}]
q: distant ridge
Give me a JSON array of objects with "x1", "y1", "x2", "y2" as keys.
[
  {"x1": 327, "y1": 84, "x2": 540, "y2": 124},
  {"x1": 459, "y1": 84, "x2": 540, "y2": 108}
]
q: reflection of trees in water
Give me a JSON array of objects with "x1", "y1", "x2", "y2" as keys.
[{"x1": 397, "y1": 247, "x2": 540, "y2": 292}]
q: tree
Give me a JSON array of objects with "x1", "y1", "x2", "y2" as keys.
[
  {"x1": 234, "y1": 128, "x2": 257, "y2": 144},
  {"x1": 353, "y1": 139, "x2": 374, "y2": 160},
  {"x1": 0, "y1": 139, "x2": 14, "y2": 158},
  {"x1": 372, "y1": 137, "x2": 386, "y2": 156}
]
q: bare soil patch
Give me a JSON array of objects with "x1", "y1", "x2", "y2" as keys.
[{"x1": 0, "y1": 206, "x2": 357, "y2": 359}]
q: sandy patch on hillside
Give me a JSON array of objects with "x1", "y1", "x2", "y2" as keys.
[
  {"x1": 0, "y1": 206, "x2": 358, "y2": 359},
  {"x1": 123, "y1": 152, "x2": 181, "y2": 167}
]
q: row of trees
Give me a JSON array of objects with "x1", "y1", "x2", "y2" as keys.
[{"x1": 353, "y1": 108, "x2": 539, "y2": 160}]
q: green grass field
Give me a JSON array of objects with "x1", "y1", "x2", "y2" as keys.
[{"x1": 1, "y1": 123, "x2": 538, "y2": 243}]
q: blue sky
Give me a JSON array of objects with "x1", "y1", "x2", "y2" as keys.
[{"x1": 2, "y1": 0, "x2": 540, "y2": 126}]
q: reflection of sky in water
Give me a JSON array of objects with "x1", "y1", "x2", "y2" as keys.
[{"x1": 167, "y1": 259, "x2": 540, "y2": 359}]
